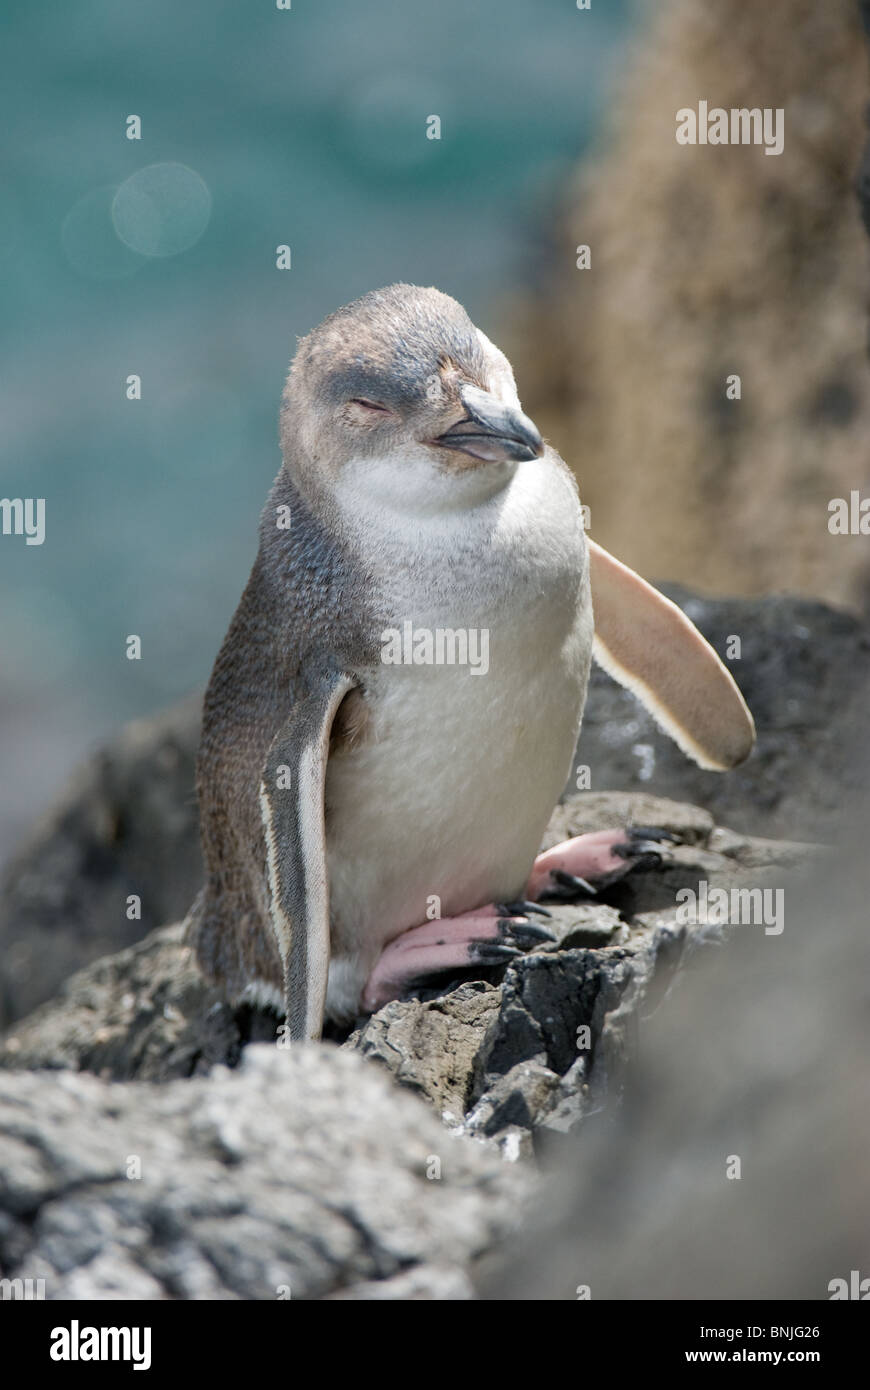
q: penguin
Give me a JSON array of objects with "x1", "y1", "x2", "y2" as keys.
[{"x1": 191, "y1": 284, "x2": 755, "y2": 1042}]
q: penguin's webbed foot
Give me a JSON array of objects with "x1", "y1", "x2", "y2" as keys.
[
  {"x1": 361, "y1": 905, "x2": 556, "y2": 1013},
  {"x1": 361, "y1": 828, "x2": 678, "y2": 1012},
  {"x1": 527, "y1": 825, "x2": 679, "y2": 903}
]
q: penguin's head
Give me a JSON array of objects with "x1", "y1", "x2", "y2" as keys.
[{"x1": 280, "y1": 284, "x2": 544, "y2": 512}]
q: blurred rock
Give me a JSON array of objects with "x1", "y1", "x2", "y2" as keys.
[
  {"x1": 578, "y1": 591, "x2": 870, "y2": 840},
  {"x1": 480, "y1": 811, "x2": 870, "y2": 1301},
  {"x1": 0, "y1": 923, "x2": 240, "y2": 1082},
  {"x1": 0, "y1": 1044, "x2": 524, "y2": 1301},
  {"x1": 506, "y1": 0, "x2": 870, "y2": 609},
  {"x1": 0, "y1": 695, "x2": 203, "y2": 1027},
  {"x1": 327, "y1": 1265, "x2": 475, "y2": 1301}
]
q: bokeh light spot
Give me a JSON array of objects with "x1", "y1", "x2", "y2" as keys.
[{"x1": 112, "y1": 162, "x2": 211, "y2": 258}]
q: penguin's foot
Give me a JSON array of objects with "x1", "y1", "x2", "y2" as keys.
[
  {"x1": 361, "y1": 905, "x2": 556, "y2": 1013},
  {"x1": 527, "y1": 826, "x2": 679, "y2": 902},
  {"x1": 361, "y1": 828, "x2": 676, "y2": 1013}
]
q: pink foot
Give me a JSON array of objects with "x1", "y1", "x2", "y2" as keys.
[
  {"x1": 361, "y1": 904, "x2": 554, "y2": 1013},
  {"x1": 527, "y1": 826, "x2": 676, "y2": 902},
  {"x1": 362, "y1": 826, "x2": 677, "y2": 1013}
]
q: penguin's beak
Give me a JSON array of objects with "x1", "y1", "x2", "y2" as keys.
[{"x1": 432, "y1": 384, "x2": 544, "y2": 463}]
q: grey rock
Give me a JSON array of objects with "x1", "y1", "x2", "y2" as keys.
[
  {"x1": 346, "y1": 981, "x2": 502, "y2": 1120},
  {"x1": 0, "y1": 1045, "x2": 525, "y2": 1301},
  {"x1": 481, "y1": 825, "x2": 870, "y2": 1301},
  {"x1": 464, "y1": 1061, "x2": 561, "y2": 1138},
  {"x1": 1, "y1": 795, "x2": 814, "y2": 1151},
  {"x1": 0, "y1": 922, "x2": 250, "y2": 1081},
  {"x1": 578, "y1": 594, "x2": 869, "y2": 843},
  {"x1": 0, "y1": 696, "x2": 203, "y2": 1027},
  {"x1": 0, "y1": 791, "x2": 824, "y2": 1301},
  {"x1": 327, "y1": 1264, "x2": 475, "y2": 1301}
]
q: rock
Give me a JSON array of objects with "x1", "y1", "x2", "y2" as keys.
[
  {"x1": 347, "y1": 982, "x2": 502, "y2": 1120},
  {"x1": 464, "y1": 1061, "x2": 562, "y2": 1139},
  {"x1": 0, "y1": 923, "x2": 251, "y2": 1082},
  {"x1": 577, "y1": 596, "x2": 870, "y2": 841},
  {"x1": 541, "y1": 791, "x2": 714, "y2": 849},
  {"x1": 3, "y1": 794, "x2": 815, "y2": 1154},
  {"x1": 0, "y1": 696, "x2": 203, "y2": 1028},
  {"x1": 505, "y1": 0, "x2": 870, "y2": 610},
  {"x1": 327, "y1": 1265, "x2": 475, "y2": 1301},
  {"x1": 0, "y1": 789, "x2": 828, "y2": 1301},
  {"x1": 480, "y1": 805, "x2": 870, "y2": 1300},
  {"x1": 0, "y1": 1044, "x2": 525, "y2": 1301}
]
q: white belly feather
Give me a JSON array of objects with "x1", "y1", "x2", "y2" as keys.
[{"x1": 324, "y1": 451, "x2": 591, "y2": 1017}]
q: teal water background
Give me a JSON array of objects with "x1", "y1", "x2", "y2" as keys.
[{"x1": 0, "y1": 0, "x2": 634, "y2": 856}]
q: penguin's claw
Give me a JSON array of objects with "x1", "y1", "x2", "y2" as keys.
[
  {"x1": 497, "y1": 898, "x2": 553, "y2": 919},
  {"x1": 612, "y1": 843, "x2": 663, "y2": 867},
  {"x1": 499, "y1": 919, "x2": 557, "y2": 948},
  {"x1": 627, "y1": 825, "x2": 680, "y2": 844},
  {"x1": 471, "y1": 942, "x2": 522, "y2": 966},
  {"x1": 541, "y1": 869, "x2": 597, "y2": 902}
]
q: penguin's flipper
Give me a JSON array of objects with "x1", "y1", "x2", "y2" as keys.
[
  {"x1": 258, "y1": 672, "x2": 356, "y2": 1042},
  {"x1": 588, "y1": 539, "x2": 755, "y2": 771}
]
